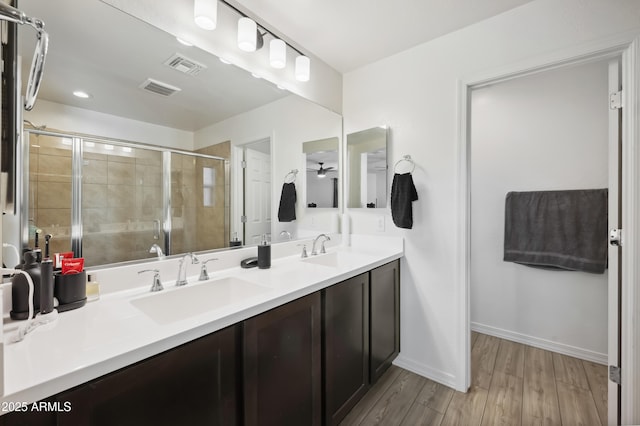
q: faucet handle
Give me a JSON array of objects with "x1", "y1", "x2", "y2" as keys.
[
  {"x1": 138, "y1": 269, "x2": 163, "y2": 292},
  {"x1": 297, "y1": 243, "x2": 308, "y2": 258},
  {"x1": 199, "y1": 258, "x2": 218, "y2": 281}
]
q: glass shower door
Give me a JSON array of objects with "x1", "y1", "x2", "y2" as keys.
[
  {"x1": 170, "y1": 152, "x2": 227, "y2": 254},
  {"x1": 27, "y1": 133, "x2": 74, "y2": 258},
  {"x1": 81, "y1": 141, "x2": 163, "y2": 266}
]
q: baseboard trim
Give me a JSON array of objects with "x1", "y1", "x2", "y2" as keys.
[
  {"x1": 471, "y1": 322, "x2": 607, "y2": 365},
  {"x1": 392, "y1": 354, "x2": 462, "y2": 391}
]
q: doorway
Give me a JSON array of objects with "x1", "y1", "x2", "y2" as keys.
[
  {"x1": 233, "y1": 138, "x2": 272, "y2": 246},
  {"x1": 468, "y1": 57, "x2": 617, "y2": 424}
]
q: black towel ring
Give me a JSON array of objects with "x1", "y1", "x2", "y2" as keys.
[
  {"x1": 394, "y1": 155, "x2": 415, "y2": 173},
  {"x1": 284, "y1": 169, "x2": 298, "y2": 183}
]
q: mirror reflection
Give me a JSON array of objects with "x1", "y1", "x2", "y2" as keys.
[
  {"x1": 303, "y1": 138, "x2": 339, "y2": 209},
  {"x1": 2, "y1": 0, "x2": 342, "y2": 269},
  {"x1": 347, "y1": 127, "x2": 388, "y2": 209}
]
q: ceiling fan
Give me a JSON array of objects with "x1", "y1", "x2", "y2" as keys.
[{"x1": 308, "y1": 162, "x2": 335, "y2": 178}]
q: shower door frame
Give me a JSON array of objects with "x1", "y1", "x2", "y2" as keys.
[{"x1": 20, "y1": 128, "x2": 228, "y2": 265}]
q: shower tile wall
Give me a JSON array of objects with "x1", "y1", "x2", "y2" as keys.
[
  {"x1": 197, "y1": 142, "x2": 230, "y2": 248},
  {"x1": 82, "y1": 143, "x2": 163, "y2": 266},
  {"x1": 29, "y1": 134, "x2": 72, "y2": 255}
]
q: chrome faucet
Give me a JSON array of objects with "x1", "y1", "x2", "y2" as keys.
[
  {"x1": 199, "y1": 258, "x2": 218, "y2": 281},
  {"x1": 311, "y1": 234, "x2": 331, "y2": 256},
  {"x1": 149, "y1": 243, "x2": 164, "y2": 258},
  {"x1": 279, "y1": 230, "x2": 292, "y2": 241},
  {"x1": 138, "y1": 269, "x2": 163, "y2": 292},
  {"x1": 176, "y1": 253, "x2": 199, "y2": 286}
]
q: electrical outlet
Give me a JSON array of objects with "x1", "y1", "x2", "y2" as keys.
[{"x1": 376, "y1": 215, "x2": 385, "y2": 232}]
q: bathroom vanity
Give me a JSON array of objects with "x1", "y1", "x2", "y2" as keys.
[{"x1": 0, "y1": 236, "x2": 402, "y2": 426}]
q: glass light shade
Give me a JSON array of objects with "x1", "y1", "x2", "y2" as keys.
[
  {"x1": 269, "y1": 39, "x2": 287, "y2": 69},
  {"x1": 194, "y1": 0, "x2": 217, "y2": 30},
  {"x1": 295, "y1": 55, "x2": 310, "y2": 82},
  {"x1": 238, "y1": 17, "x2": 257, "y2": 52}
]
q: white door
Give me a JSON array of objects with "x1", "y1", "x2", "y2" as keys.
[
  {"x1": 244, "y1": 148, "x2": 271, "y2": 245},
  {"x1": 607, "y1": 58, "x2": 622, "y2": 426}
]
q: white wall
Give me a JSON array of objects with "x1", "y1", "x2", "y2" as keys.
[
  {"x1": 24, "y1": 100, "x2": 194, "y2": 150},
  {"x1": 343, "y1": 0, "x2": 640, "y2": 389},
  {"x1": 194, "y1": 95, "x2": 342, "y2": 240},
  {"x1": 470, "y1": 60, "x2": 609, "y2": 361}
]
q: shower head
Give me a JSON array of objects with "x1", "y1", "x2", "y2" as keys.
[{"x1": 0, "y1": 2, "x2": 49, "y2": 111}]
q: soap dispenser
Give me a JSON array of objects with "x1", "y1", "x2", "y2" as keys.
[
  {"x1": 10, "y1": 251, "x2": 41, "y2": 319},
  {"x1": 257, "y1": 234, "x2": 271, "y2": 269}
]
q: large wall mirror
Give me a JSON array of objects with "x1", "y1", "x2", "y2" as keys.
[
  {"x1": 303, "y1": 137, "x2": 339, "y2": 209},
  {"x1": 346, "y1": 127, "x2": 388, "y2": 209},
  {"x1": 2, "y1": 0, "x2": 342, "y2": 269}
]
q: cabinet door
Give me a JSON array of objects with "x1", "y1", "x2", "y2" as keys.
[
  {"x1": 244, "y1": 292, "x2": 322, "y2": 426},
  {"x1": 57, "y1": 325, "x2": 239, "y2": 426},
  {"x1": 324, "y1": 272, "x2": 370, "y2": 426},
  {"x1": 370, "y1": 259, "x2": 400, "y2": 383}
]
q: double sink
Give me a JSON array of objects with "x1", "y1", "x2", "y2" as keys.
[{"x1": 130, "y1": 249, "x2": 369, "y2": 325}]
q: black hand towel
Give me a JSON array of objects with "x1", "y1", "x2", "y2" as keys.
[
  {"x1": 278, "y1": 182, "x2": 297, "y2": 222},
  {"x1": 391, "y1": 173, "x2": 418, "y2": 229}
]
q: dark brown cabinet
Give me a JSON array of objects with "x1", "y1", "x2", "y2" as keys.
[
  {"x1": 243, "y1": 292, "x2": 322, "y2": 426},
  {"x1": 0, "y1": 259, "x2": 400, "y2": 426},
  {"x1": 370, "y1": 259, "x2": 400, "y2": 383},
  {"x1": 323, "y1": 272, "x2": 370, "y2": 426},
  {"x1": 56, "y1": 325, "x2": 240, "y2": 426}
]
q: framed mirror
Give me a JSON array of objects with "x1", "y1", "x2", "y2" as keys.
[
  {"x1": 303, "y1": 137, "x2": 339, "y2": 209},
  {"x1": 346, "y1": 127, "x2": 388, "y2": 209}
]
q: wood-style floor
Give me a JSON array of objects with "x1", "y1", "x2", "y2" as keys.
[{"x1": 340, "y1": 332, "x2": 607, "y2": 425}]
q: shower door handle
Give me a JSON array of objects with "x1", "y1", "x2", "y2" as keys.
[
  {"x1": 609, "y1": 228, "x2": 622, "y2": 247},
  {"x1": 153, "y1": 220, "x2": 161, "y2": 240}
]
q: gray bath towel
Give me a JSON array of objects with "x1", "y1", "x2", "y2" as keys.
[{"x1": 503, "y1": 189, "x2": 608, "y2": 274}]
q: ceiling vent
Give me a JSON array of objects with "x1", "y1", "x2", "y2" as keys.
[
  {"x1": 164, "y1": 53, "x2": 207, "y2": 76},
  {"x1": 139, "y1": 78, "x2": 181, "y2": 97}
]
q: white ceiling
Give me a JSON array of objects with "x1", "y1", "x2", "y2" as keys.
[
  {"x1": 18, "y1": 0, "x2": 536, "y2": 132},
  {"x1": 234, "y1": 0, "x2": 536, "y2": 73}
]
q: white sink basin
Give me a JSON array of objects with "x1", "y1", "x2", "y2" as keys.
[
  {"x1": 131, "y1": 276, "x2": 268, "y2": 325},
  {"x1": 301, "y1": 251, "x2": 367, "y2": 268}
]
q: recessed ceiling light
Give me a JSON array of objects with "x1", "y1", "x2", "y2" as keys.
[
  {"x1": 251, "y1": 73, "x2": 262, "y2": 79},
  {"x1": 176, "y1": 37, "x2": 193, "y2": 47},
  {"x1": 276, "y1": 84, "x2": 286, "y2": 90},
  {"x1": 73, "y1": 91, "x2": 91, "y2": 99},
  {"x1": 219, "y1": 57, "x2": 232, "y2": 65}
]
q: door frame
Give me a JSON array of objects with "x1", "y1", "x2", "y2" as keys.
[
  {"x1": 231, "y1": 137, "x2": 272, "y2": 245},
  {"x1": 455, "y1": 34, "x2": 640, "y2": 424}
]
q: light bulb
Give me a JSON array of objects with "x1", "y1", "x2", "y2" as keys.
[
  {"x1": 194, "y1": 0, "x2": 217, "y2": 30},
  {"x1": 270, "y1": 39, "x2": 286, "y2": 69},
  {"x1": 295, "y1": 55, "x2": 310, "y2": 82},
  {"x1": 238, "y1": 17, "x2": 257, "y2": 52}
]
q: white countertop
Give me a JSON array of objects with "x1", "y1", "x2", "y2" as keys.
[{"x1": 1, "y1": 235, "x2": 403, "y2": 407}]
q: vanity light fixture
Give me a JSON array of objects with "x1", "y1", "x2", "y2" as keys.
[
  {"x1": 238, "y1": 17, "x2": 264, "y2": 52},
  {"x1": 72, "y1": 90, "x2": 90, "y2": 99},
  {"x1": 194, "y1": 0, "x2": 217, "y2": 30},
  {"x1": 269, "y1": 39, "x2": 286, "y2": 69},
  {"x1": 217, "y1": 0, "x2": 311, "y2": 81},
  {"x1": 295, "y1": 55, "x2": 310, "y2": 82}
]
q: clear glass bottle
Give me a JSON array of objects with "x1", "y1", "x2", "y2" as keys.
[{"x1": 86, "y1": 273, "x2": 100, "y2": 302}]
